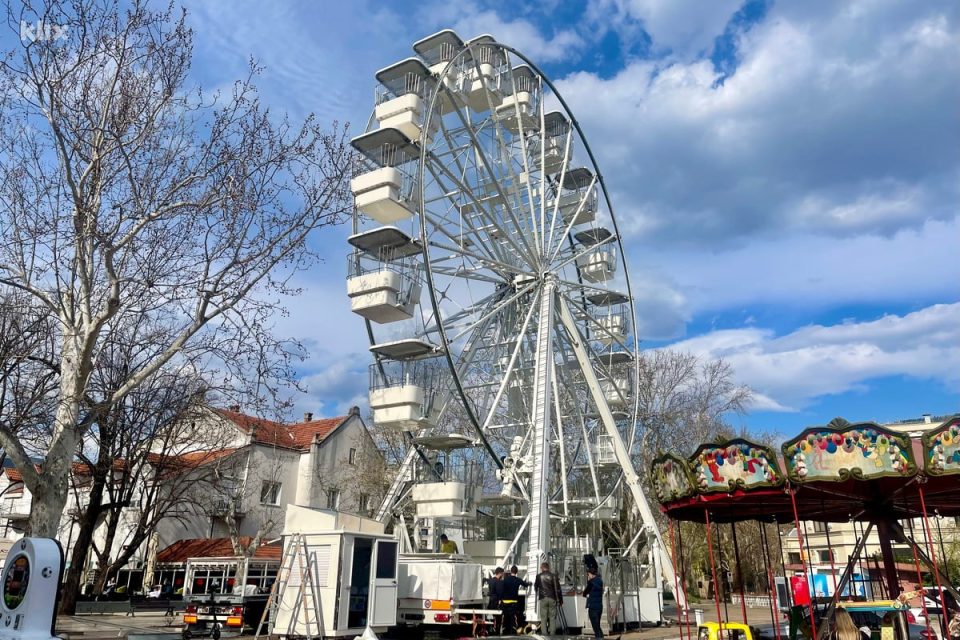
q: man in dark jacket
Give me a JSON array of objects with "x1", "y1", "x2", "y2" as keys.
[
  {"x1": 534, "y1": 562, "x2": 563, "y2": 635},
  {"x1": 500, "y1": 565, "x2": 528, "y2": 634},
  {"x1": 487, "y1": 567, "x2": 505, "y2": 634},
  {"x1": 582, "y1": 568, "x2": 604, "y2": 638}
]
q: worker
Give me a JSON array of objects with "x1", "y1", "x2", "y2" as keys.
[
  {"x1": 487, "y1": 567, "x2": 505, "y2": 634},
  {"x1": 439, "y1": 533, "x2": 459, "y2": 554},
  {"x1": 582, "y1": 567, "x2": 604, "y2": 639},
  {"x1": 501, "y1": 565, "x2": 529, "y2": 634},
  {"x1": 534, "y1": 562, "x2": 563, "y2": 635}
]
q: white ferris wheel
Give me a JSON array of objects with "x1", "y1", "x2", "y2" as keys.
[{"x1": 346, "y1": 30, "x2": 679, "y2": 618}]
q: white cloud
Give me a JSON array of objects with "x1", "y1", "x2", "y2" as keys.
[
  {"x1": 665, "y1": 303, "x2": 960, "y2": 411},
  {"x1": 441, "y1": 6, "x2": 584, "y2": 63},
  {"x1": 588, "y1": 0, "x2": 743, "y2": 58},
  {"x1": 559, "y1": 0, "x2": 960, "y2": 245}
]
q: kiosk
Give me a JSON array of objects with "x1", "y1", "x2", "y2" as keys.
[{"x1": 0, "y1": 538, "x2": 64, "y2": 640}]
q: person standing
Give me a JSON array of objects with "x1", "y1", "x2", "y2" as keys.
[
  {"x1": 534, "y1": 562, "x2": 563, "y2": 635},
  {"x1": 501, "y1": 565, "x2": 528, "y2": 634},
  {"x1": 582, "y1": 568, "x2": 604, "y2": 639},
  {"x1": 487, "y1": 567, "x2": 505, "y2": 634},
  {"x1": 439, "y1": 533, "x2": 459, "y2": 554}
]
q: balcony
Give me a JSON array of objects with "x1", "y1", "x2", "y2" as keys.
[
  {"x1": 0, "y1": 499, "x2": 30, "y2": 521},
  {"x1": 211, "y1": 499, "x2": 245, "y2": 518}
]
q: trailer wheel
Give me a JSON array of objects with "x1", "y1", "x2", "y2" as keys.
[
  {"x1": 181, "y1": 630, "x2": 192, "y2": 640},
  {"x1": 211, "y1": 626, "x2": 221, "y2": 640}
]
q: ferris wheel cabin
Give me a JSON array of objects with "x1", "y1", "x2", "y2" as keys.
[
  {"x1": 557, "y1": 167, "x2": 598, "y2": 225},
  {"x1": 575, "y1": 227, "x2": 618, "y2": 283},
  {"x1": 463, "y1": 35, "x2": 507, "y2": 112},
  {"x1": 350, "y1": 128, "x2": 420, "y2": 224},
  {"x1": 346, "y1": 226, "x2": 422, "y2": 324},
  {"x1": 496, "y1": 65, "x2": 540, "y2": 133},
  {"x1": 533, "y1": 111, "x2": 573, "y2": 175},
  {"x1": 374, "y1": 58, "x2": 439, "y2": 146},
  {"x1": 412, "y1": 30, "x2": 465, "y2": 114},
  {"x1": 367, "y1": 341, "x2": 442, "y2": 430}
]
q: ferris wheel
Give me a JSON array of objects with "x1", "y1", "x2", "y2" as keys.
[{"x1": 346, "y1": 30, "x2": 680, "y2": 616}]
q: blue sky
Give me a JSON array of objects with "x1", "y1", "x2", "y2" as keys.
[{"x1": 164, "y1": 0, "x2": 958, "y2": 433}]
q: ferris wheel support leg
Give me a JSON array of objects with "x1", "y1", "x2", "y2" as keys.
[
  {"x1": 556, "y1": 296, "x2": 687, "y2": 611},
  {"x1": 525, "y1": 276, "x2": 557, "y2": 624}
]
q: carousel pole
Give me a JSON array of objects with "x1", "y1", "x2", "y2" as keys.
[
  {"x1": 820, "y1": 502, "x2": 839, "y2": 597},
  {"x1": 788, "y1": 488, "x2": 818, "y2": 640},
  {"x1": 670, "y1": 520, "x2": 686, "y2": 640},
  {"x1": 759, "y1": 522, "x2": 783, "y2": 640},
  {"x1": 705, "y1": 510, "x2": 726, "y2": 634},
  {"x1": 934, "y1": 512, "x2": 951, "y2": 584},
  {"x1": 917, "y1": 482, "x2": 950, "y2": 638},
  {"x1": 730, "y1": 522, "x2": 749, "y2": 624},
  {"x1": 678, "y1": 522, "x2": 692, "y2": 633},
  {"x1": 906, "y1": 516, "x2": 933, "y2": 636}
]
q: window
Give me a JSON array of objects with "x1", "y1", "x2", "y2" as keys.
[
  {"x1": 812, "y1": 522, "x2": 828, "y2": 533},
  {"x1": 359, "y1": 494, "x2": 369, "y2": 514},
  {"x1": 817, "y1": 549, "x2": 834, "y2": 563},
  {"x1": 326, "y1": 489, "x2": 340, "y2": 510},
  {"x1": 348, "y1": 448, "x2": 357, "y2": 465},
  {"x1": 788, "y1": 552, "x2": 802, "y2": 565},
  {"x1": 260, "y1": 481, "x2": 281, "y2": 505}
]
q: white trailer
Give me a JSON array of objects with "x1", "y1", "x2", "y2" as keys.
[{"x1": 396, "y1": 554, "x2": 487, "y2": 627}]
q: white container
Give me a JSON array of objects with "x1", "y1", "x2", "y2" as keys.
[
  {"x1": 411, "y1": 482, "x2": 477, "y2": 520},
  {"x1": 598, "y1": 314, "x2": 626, "y2": 346},
  {"x1": 375, "y1": 94, "x2": 438, "y2": 145},
  {"x1": 464, "y1": 62, "x2": 502, "y2": 112},
  {"x1": 369, "y1": 384, "x2": 435, "y2": 429},
  {"x1": 351, "y1": 167, "x2": 414, "y2": 224},
  {"x1": 346, "y1": 271, "x2": 420, "y2": 324},
  {"x1": 556, "y1": 188, "x2": 597, "y2": 226},
  {"x1": 601, "y1": 375, "x2": 631, "y2": 408},
  {"x1": 694, "y1": 609, "x2": 704, "y2": 625},
  {"x1": 576, "y1": 249, "x2": 616, "y2": 283},
  {"x1": 496, "y1": 91, "x2": 538, "y2": 133}
]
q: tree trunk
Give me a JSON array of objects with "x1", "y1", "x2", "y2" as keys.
[
  {"x1": 59, "y1": 477, "x2": 106, "y2": 614},
  {"x1": 31, "y1": 343, "x2": 84, "y2": 536}
]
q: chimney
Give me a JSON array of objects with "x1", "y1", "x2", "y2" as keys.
[
  {"x1": 349, "y1": 406, "x2": 360, "y2": 416},
  {"x1": 304, "y1": 412, "x2": 313, "y2": 422},
  {"x1": 922, "y1": 413, "x2": 932, "y2": 424}
]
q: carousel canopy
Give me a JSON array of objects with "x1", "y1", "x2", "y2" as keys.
[{"x1": 651, "y1": 416, "x2": 960, "y2": 524}]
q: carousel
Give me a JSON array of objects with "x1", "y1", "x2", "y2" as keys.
[{"x1": 652, "y1": 416, "x2": 960, "y2": 640}]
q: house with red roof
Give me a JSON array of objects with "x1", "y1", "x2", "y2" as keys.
[{"x1": 0, "y1": 404, "x2": 384, "y2": 595}]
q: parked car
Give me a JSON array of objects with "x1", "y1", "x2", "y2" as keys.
[{"x1": 909, "y1": 587, "x2": 959, "y2": 626}]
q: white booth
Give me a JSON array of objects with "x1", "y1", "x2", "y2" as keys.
[{"x1": 272, "y1": 506, "x2": 399, "y2": 639}]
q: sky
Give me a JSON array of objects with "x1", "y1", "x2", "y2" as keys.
[{"x1": 166, "y1": 0, "x2": 957, "y2": 434}]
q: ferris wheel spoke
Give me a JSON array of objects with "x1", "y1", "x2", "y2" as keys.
[
  {"x1": 475, "y1": 287, "x2": 539, "y2": 434},
  {"x1": 560, "y1": 293, "x2": 632, "y2": 350},
  {"x1": 428, "y1": 108, "x2": 517, "y2": 267},
  {"x1": 426, "y1": 235, "x2": 532, "y2": 277},
  {"x1": 442, "y1": 83, "x2": 539, "y2": 267},
  {"x1": 423, "y1": 158, "x2": 519, "y2": 266},
  {"x1": 481, "y1": 56, "x2": 540, "y2": 261},
  {"x1": 544, "y1": 129, "x2": 575, "y2": 258},
  {"x1": 547, "y1": 173, "x2": 599, "y2": 264},
  {"x1": 445, "y1": 282, "x2": 534, "y2": 344}
]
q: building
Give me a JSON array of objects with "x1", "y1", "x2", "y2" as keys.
[
  {"x1": 0, "y1": 404, "x2": 384, "y2": 593},
  {"x1": 781, "y1": 414, "x2": 960, "y2": 598}
]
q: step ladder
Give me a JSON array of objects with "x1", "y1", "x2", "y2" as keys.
[{"x1": 253, "y1": 533, "x2": 323, "y2": 640}]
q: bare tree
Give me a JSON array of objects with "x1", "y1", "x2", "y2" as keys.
[
  {"x1": 0, "y1": 290, "x2": 58, "y2": 461},
  {"x1": 58, "y1": 326, "x2": 220, "y2": 613},
  {"x1": 602, "y1": 351, "x2": 752, "y2": 548},
  {"x1": 0, "y1": 0, "x2": 353, "y2": 535}
]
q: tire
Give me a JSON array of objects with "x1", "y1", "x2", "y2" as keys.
[{"x1": 212, "y1": 626, "x2": 221, "y2": 640}]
